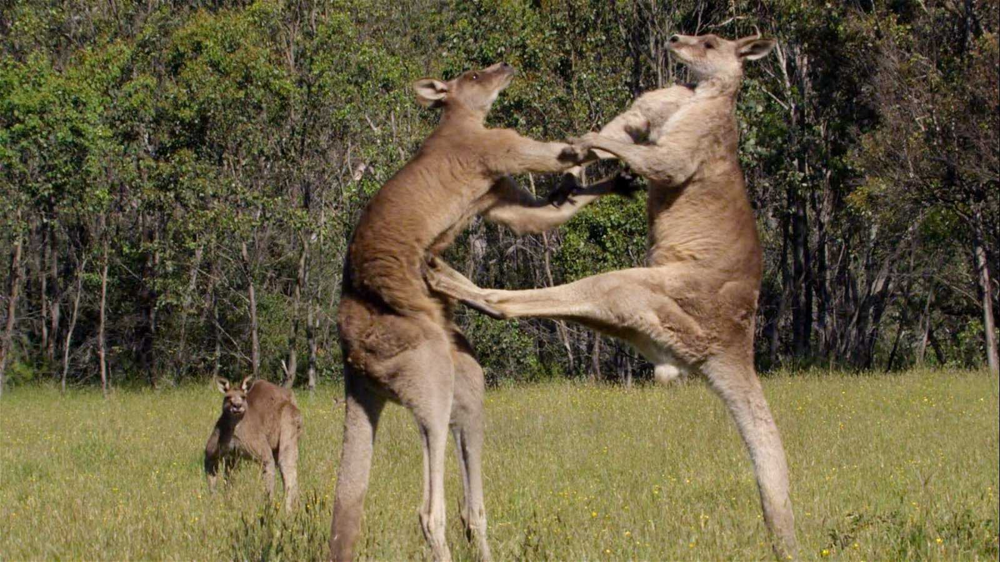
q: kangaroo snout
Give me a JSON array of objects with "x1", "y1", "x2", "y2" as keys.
[{"x1": 488, "y1": 61, "x2": 516, "y2": 77}]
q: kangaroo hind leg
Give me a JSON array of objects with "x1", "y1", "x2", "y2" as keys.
[
  {"x1": 702, "y1": 355, "x2": 798, "y2": 560},
  {"x1": 277, "y1": 406, "x2": 302, "y2": 511},
  {"x1": 402, "y1": 338, "x2": 456, "y2": 562},
  {"x1": 376, "y1": 330, "x2": 457, "y2": 562},
  {"x1": 449, "y1": 334, "x2": 492, "y2": 561},
  {"x1": 330, "y1": 375, "x2": 387, "y2": 562}
]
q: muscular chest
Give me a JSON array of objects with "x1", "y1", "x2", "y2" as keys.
[
  {"x1": 427, "y1": 185, "x2": 495, "y2": 255},
  {"x1": 219, "y1": 423, "x2": 263, "y2": 459}
]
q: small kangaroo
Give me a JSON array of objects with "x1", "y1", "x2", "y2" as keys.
[
  {"x1": 332, "y1": 62, "x2": 633, "y2": 562},
  {"x1": 425, "y1": 34, "x2": 798, "y2": 559},
  {"x1": 204, "y1": 376, "x2": 303, "y2": 511}
]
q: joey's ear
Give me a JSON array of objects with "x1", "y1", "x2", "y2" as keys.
[
  {"x1": 240, "y1": 376, "x2": 254, "y2": 392},
  {"x1": 736, "y1": 37, "x2": 776, "y2": 61},
  {"x1": 215, "y1": 377, "x2": 230, "y2": 394},
  {"x1": 412, "y1": 78, "x2": 449, "y2": 108}
]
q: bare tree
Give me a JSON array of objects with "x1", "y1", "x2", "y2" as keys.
[
  {"x1": 61, "y1": 257, "x2": 87, "y2": 393},
  {"x1": 0, "y1": 211, "x2": 24, "y2": 399},
  {"x1": 97, "y1": 231, "x2": 110, "y2": 397}
]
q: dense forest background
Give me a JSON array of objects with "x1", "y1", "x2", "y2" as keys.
[{"x1": 1, "y1": 0, "x2": 997, "y2": 395}]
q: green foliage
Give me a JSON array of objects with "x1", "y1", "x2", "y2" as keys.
[
  {"x1": 557, "y1": 192, "x2": 648, "y2": 278},
  {"x1": 2, "y1": 359, "x2": 37, "y2": 386},
  {"x1": 463, "y1": 313, "x2": 548, "y2": 384},
  {"x1": 1, "y1": 0, "x2": 996, "y2": 388}
]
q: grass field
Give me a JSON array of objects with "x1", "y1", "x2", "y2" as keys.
[{"x1": 1, "y1": 369, "x2": 997, "y2": 560}]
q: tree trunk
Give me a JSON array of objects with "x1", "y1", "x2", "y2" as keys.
[
  {"x1": 212, "y1": 292, "x2": 222, "y2": 379},
  {"x1": 0, "y1": 216, "x2": 24, "y2": 399},
  {"x1": 98, "y1": 234, "x2": 109, "y2": 397},
  {"x1": 306, "y1": 300, "x2": 318, "y2": 391},
  {"x1": 885, "y1": 291, "x2": 912, "y2": 372},
  {"x1": 136, "y1": 213, "x2": 159, "y2": 388},
  {"x1": 862, "y1": 264, "x2": 894, "y2": 370},
  {"x1": 886, "y1": 249, "x2": 918, "y2": 372},
  {"x1": 790, "y1": 188, "x2": 812, "y2": 359},
  {"x1": 542, "y1": 230, "x2": 576, "y2": 374},
  {"x1": 768, "y1": 210, "x2": 792, "y2": 367},
  {"x1": 531, "y1": 173, "x2": 575, "y2": 374},
  {"x1": 201, "y1": 259, "x2": 221, "y2": 378},
  {"x1": 47, "y1": 224, "x2": 61, "y2": 364},
  {"x1": 248, "y1": 279, "x2": 260, "y2": 379},
  {"x1": 590, "y1": 332, "x2": 602, "y2": 382},
  {"x1": 812, "y1": 176, "x2": 834, "y2": 362},
  {"x1": 61, "y1": 258, "x2": 87, "y2": 393},
  {"x1": 144, "y1": 251, "x2": 159, "y2": 388},
  {"x1": 915, "y1": 284, "x2": 934, "y2": 366},
  {"x1": 241, "y1": 240, "x2": 260, "y2": 378},
  {"x1": 284, "y1": 237, "x2": 308, "y2": 388},
  {"x1": 39, "y1": 226, "x2": 48, "y2": 358},
  {"x1": 175, "y1": 243, "x2": 203, "y2": 378},
  {"x1": 972, "y1": 214, "x2": 998, "y2": 375},
  {"x1": 927, "y1": 326, "x2": 947, "y2": 366}
]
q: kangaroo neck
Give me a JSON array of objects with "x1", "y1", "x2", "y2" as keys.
[
  {"x1": 437, "y1": 104, "x2": 487, "y2": 129},
  {"x1": 693, "y1": 73, "x2": 742, "y2": 101}
]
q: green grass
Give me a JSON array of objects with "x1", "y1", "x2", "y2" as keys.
[{"x1": 1, "y1": 370, "x2": 997, "y2": 560}]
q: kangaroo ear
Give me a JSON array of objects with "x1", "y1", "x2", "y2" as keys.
[
  {"x1": 413, "y1": 78, "x2": 449, "y2": 108},
  {"x1": 215, "y1": 377, "x2": 230, "y2": 394},
  {"x1": 736, "y1": 37, "x2": 776, "y2": 61},
  {"x1": 240, "y1": 376, "x2": 254, "y2": 392}
]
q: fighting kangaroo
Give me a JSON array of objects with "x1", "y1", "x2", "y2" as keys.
[
  {"x1": 205, "y1": 377, "x2": 302, "y2": 511},
  {"x1": 425, "y1": 34, "x2": 798, "y2": 559},
  {"x1": 332, "y1": 62, "x2": 632, "y2": 562}
]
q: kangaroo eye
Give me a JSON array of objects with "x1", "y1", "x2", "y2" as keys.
[
  {"x1": 705, "y1": 41, "x2": 715, "y2": 49},
  {"x1": 472, "y1": 73, "x2": 479, "y2": 80}
]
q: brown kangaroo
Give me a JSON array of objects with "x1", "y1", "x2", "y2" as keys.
[
  {"x1": 204, "y1": 376, "x2": 303, "y2": 511},
  {"x1": 332, "y1": 62, "x2": 632, "y2": 562},
  {"x1": 425, "y1": 34, "x2": 798, "y2": 559}
]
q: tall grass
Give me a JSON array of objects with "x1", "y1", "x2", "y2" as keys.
[{"x1": 1, "y1": 369, "x2": 997, "y2": 560}]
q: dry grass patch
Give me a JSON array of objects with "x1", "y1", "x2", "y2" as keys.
[{"x1": 1, "y1": 369, "x2": 997, "y2": 559}]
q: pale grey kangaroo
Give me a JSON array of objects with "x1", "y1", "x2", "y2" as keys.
[{"x1": 426, "y1": 34, "x2": 798, "y2": 560}]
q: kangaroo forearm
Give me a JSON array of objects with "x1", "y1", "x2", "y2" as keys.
[
  {"x1": 493, "y1": 140, "x2": 576, "y2": 175},
  {"x1": 586, "y1": 138, "x2": 663, "y2": 178},
  {"x1": 487, "y1": 194, "x2": 600, "y2": 234},
  {"x1": 523, "y1": 142, "x2": 575, "y2": 173},
  {"x1": 486, "y1": 172, "x2": 628, "y2": 234},
  {"x1": 589, "y1": 137, "x2": 694, "y2": 184},
  {"x1": 508, "y1": 172, "x2": 635, "y2": 232},
  {"x1": 205, "y1": 450, "x2": 219, "y2": 475},
  {"x1": 589, "y1": 109, "x2": 650, "y2": 160},
  {"x1": 205, "y1": 427, "x2": 221, "y2": 475}
]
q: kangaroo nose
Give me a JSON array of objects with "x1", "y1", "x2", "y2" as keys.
[{"x1": 669, "y1": 35, "x2": 680, "y2": 43}]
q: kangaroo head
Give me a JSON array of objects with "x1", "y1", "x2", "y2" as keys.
[
  {"x1": 216, "y1": 376, "x2": 253, "y2": 419},
  {"x1": 668, "y1": 34, "x2": 776, "y2": 83},
  {"x1": 412, "y1": 62, "x2": 515, "y2": 119}
]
